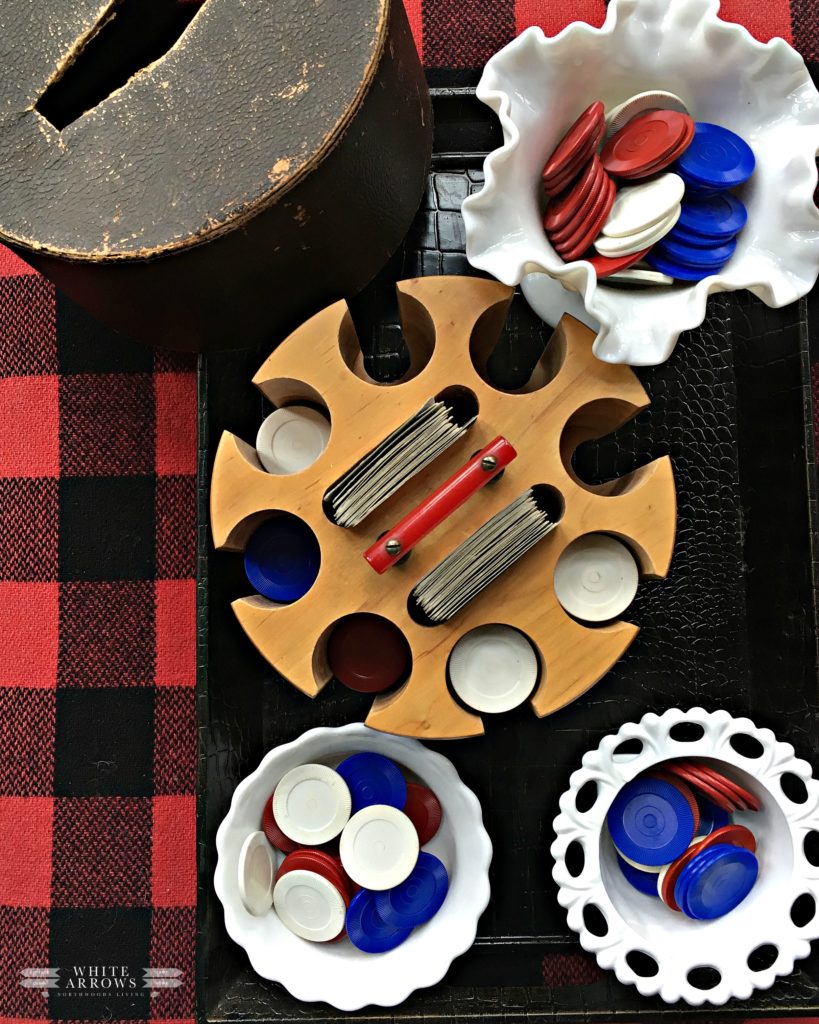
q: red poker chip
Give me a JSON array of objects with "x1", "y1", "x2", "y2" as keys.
[
  {"x1": 556, "y1": 176, "x2": 616, "y2": 262},
  {"x1": 586, "y1": 247, "x2": 650, "y2": 278},
  {"x1": 553, "y1": 174, "x2": 612, "y2": 255},
  {"x1": 543, "y1": 155, "x2": 602, "y2": 233},
  {"x1": 543, "y1": 125, "x2": 602, "y2": 196},
  {"x1": 707, "y1": 824, "x2": 757, "y2": 853},
  {"x1": 658, "y1": 823, "x2": 757, "y2": 910},
  {"x1": 544, "y1": 119, "x2": 605, "y2": 195},
  {"x1": 659, "y1": 839, "x2": 706, "y2": 911},
  {"x1": 660, "y1": 762, "x2": 735, "y2": 813},
  {"x1": 685, "y1": 763, "x2": 760, "y2": 812},
  {"x1": 542, "y1": 100, "x2": 604, "y2": 186},
  {"x1": 718, "y1": 773, "x2": 760, "y2": 812},
  {"x1": 262, "y1": 793, "x2": 300, "y2": 853},
  {"x1": 403, "y1": 782, "x2": 443, "y2": 845},
  {"x1": 664, "y1": 759, "x2": 758, "y2": 811},
  {"x1": 602, "y1": 110, "x2": 691, "y2": 178},
  {"x1": 276, "y1": 849, "x2": 352, "y2": 903},
  {"x1": 617, "y1": 116, "x2": 695, "y2": 179},
  {"x1": 549, "y1": 166, "x2": 608, "y2": 246}
]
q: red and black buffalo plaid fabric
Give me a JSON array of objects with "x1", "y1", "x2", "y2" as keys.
[
  {"x1": 0, "y1": 246, "x2": 197, "y2": 1023},
  {"x1": 0, "y1": 4, "x2": 817, "y2": 1024}
]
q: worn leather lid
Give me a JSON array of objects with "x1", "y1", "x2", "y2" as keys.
[{"x1": 0, "y1": 0, "x2": 388, "y2": 259}]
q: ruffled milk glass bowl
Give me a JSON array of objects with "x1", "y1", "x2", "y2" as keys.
[{"x1": 462, "y1": 0, "x2": 819, "y2": 365}]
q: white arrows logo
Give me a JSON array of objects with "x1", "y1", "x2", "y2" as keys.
[
  {"x1": 20, "y1": 967, "x2": 183, "y2": 998},
  {"x1": 142, "y1": 968, "x2": 184, "y2": 997},
  {"x1": 19, "y1": 968, "x2": 60, "y2": 997}
]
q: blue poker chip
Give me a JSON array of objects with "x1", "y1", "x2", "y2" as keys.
[
  {"x1": 645, "y1": 251, "x2": 730, "y2": 282},
  {"x1": 607, "y1": 777, "x2": 696, "y2": 866},
  {"x1": 346, "y1": 888, "x2": 413, "y2": 953},
  {"x1": 674, "y1": 843, "x2": 758, "y2": 920},
  {"x1": 674, "y1": 122, "x2": 755, "y2": 189},
  {"x1": 335, "y1": 752, "x2": 407, "y2": 813},
  {"x1": 680, "y1": 178, "x2": 720, "y2": 197},
  {"x1": 617, "y1": 854, "x2": 660, "y2": 898},
  {"x1": 244, "y1": 515, "x2": 320, "y2": 602},
  {"x1": 667, "y1": 224, "x2": 736, "y2": 249},
  {"x1": 696, "y1": 799, "x2": 732, "y2": 837},
  {"x1": 677, "y1": 192, "x2": 747, "y2": 238},
  {"x1": 655, "y1": 236, "x2": 737, "y2": 270},
  {"x1": 374, "y1": 852, "x2": 449, "y2": 927}
]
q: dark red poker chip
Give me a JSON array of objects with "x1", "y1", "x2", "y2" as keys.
[
  {"x1": 276, "y1": 849, "x2": 352, "y2": 903},
  {"x1": 602, "y1": 109, "x2": 691, "y2": 178},
  {"x1": 549, "y1": 166, "x2": 607, "y2": 246},
  {"x1": 327, "y1": 614, "x2": 410, "y2": 694},
  {"x1": 262, "y1": 792, "x2": 300, "y2": 853},
  {"x1": 542, "y1": 100, "x2": 604, "y2": 186},
  {"x1": 543, "y1": 155, "x2": 602, "y2": 233},
  {"x1": 555, "y1": 176, "x2": 616, "y2": 262},
  {"x1": 617, "y1": 116, "x2": 694, "y2": 179},
  {"x1": 403, "y1": 782, "x2": 443, "y2": 845},
  {"x1": 586, "y1": 247, "x2": 650, "y2": 278}
]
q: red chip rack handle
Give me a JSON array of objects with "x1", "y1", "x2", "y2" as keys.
[{"x1": 364, "y1": 436, "x2": 518, "y2": 573}]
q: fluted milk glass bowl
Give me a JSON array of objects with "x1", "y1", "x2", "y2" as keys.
[{"x1": 462, "y1": 0, "x2": 819, "y2": 365}]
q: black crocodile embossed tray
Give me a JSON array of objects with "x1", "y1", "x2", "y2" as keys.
[{"x1": 197, "y1": 87, "x2": 819, "y2": 1022}]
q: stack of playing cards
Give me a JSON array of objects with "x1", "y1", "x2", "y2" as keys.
[
  {"x1": 410, "y1": 489, "x2": 556, "y2": 623},
  {"x1": 324, "y1": 396, "x2": 475, "y2": 528}
]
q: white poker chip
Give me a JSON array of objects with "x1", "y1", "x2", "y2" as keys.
[
  {"x1": 340, "y1": 804, "x2": 419, "y2": 890},
  {"x1": 656, "y1": 836, "x2": 707, "y2": 890},
  {"x1": 273, "y1": 869, "x2": 347, "y2": 942},
  {"x1": 593, "y1": 204, "x2": 680, "y2": 258},
  {"x1": 237, "y1": 831, "x2": 276, "y2": 916},
  {"x1": 601, "y1": 173, "x2": 685, "y2": 239},
  {"x1": 617, "y1": 846, "x2": 663, "y2": 874},
  {"x1": 256, "y1": 405, "x2": 330, "y2": 475},
  {"x1": 273, "y1": 764, "x2": 352, "y2": 845},
  {"x1": 448, "y1": 625, "x2": 538, "y2": 713},
  {"x1": 604, "y1": 90, "x2": 689, "y2": 139},
  {"x1": 554, "y1": 534, "x2": 639, "y2": 623},
  {"x1": 605, "y1": 266, "x2": 675, "y2": 287}
]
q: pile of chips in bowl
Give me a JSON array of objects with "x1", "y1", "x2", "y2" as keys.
[
  {"x1": 237, "y1": 752, "x2": 449, "y2": 952},
  {"x1": 606, "y1": 759, "x2": 761, "y2": 919},
  {"x1": 540, "y1": 92, "x2": 755, "y2": 284}
]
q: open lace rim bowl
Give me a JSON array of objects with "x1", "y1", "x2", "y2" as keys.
[
  {"x1": 551, "y1": 708, "x2": 819, "y2": 1005},
  {"x1": 214, "y1": 724, "x2": 492, "y2": 1011},
  {"x1": 462, "y1": 0, "x2": 819, "y2": 366}
]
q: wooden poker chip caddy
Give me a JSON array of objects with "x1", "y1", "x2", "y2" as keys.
[
  {"x1": 210, "y1": 276, "x2": 677, "y2": 739},
  {"x1": 0, "y1": 0, "x2": 432, "y2": 352}
]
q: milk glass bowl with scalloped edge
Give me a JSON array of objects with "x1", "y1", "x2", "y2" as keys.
[
  {"x1": 462, "y1": 0, "x2": 819, "y2": 366},
  {"x1": 551, "y1": 707, "x2": 819, "y2": 1004},
  {"x1": 214, "y1": 723, "x2": 492, "y2": 1011}
]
